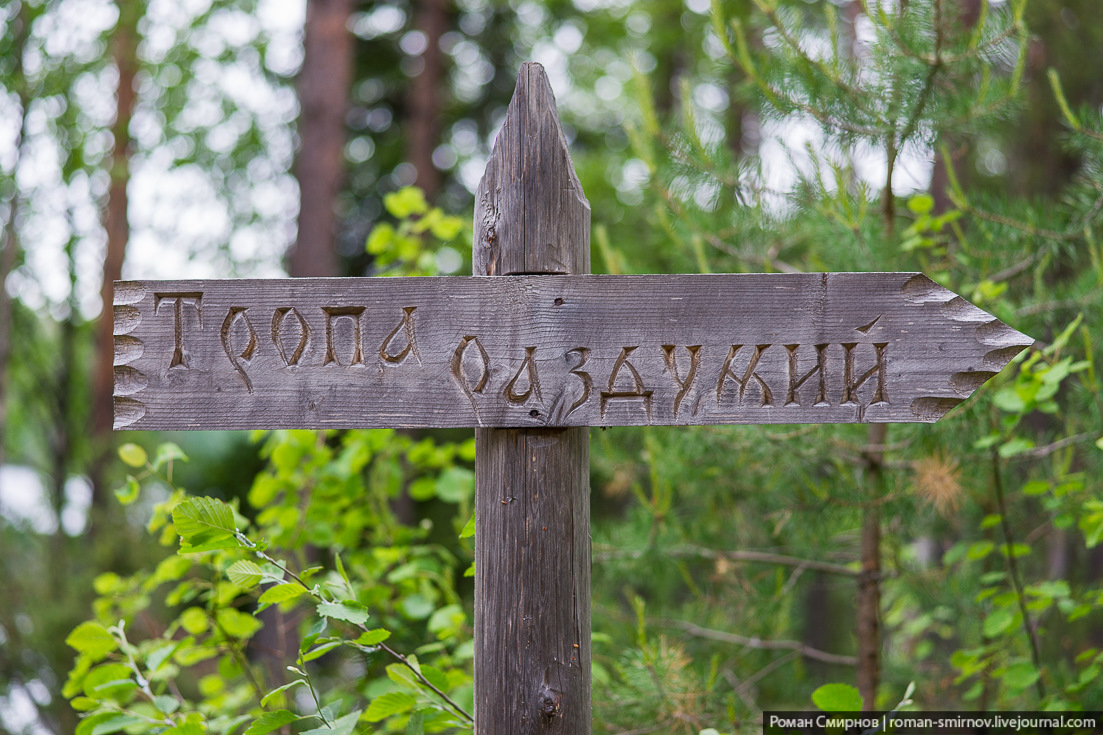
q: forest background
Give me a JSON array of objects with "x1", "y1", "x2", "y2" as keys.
[{"x1": 1, "y1": 0, "x2": 1102, "y2": 732}]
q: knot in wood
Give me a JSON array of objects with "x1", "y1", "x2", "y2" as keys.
[{"x1": 540, "y1": 697, "x2": 557, "y2": 717}]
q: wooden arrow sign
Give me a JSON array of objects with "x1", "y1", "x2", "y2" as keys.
[
  {"x1": 112, "y1": 271, "x2": 1031, "y2": 430},
  {"x1": 112, "y1": 62, "x2": 1035, "y2": 735}
]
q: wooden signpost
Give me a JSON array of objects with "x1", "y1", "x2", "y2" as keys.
[{"x1": 114, "y1": 63, "x2": 1032, "y2": 733}]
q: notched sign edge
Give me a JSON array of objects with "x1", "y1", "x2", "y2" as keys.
[{"x1": 901, "y1": 274, "x2": 1034, "y2": 422}]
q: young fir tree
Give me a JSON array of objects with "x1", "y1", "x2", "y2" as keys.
[{"x1": 589, "y1": 0, "x2": 1103, "y2": 723}]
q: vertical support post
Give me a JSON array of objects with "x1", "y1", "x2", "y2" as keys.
[{"x1": 473, "y1": 63, "x2": 592, "y2": 734}]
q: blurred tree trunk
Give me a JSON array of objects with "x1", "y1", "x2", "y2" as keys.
[
  {"x1": 407, "y1": 0, "x2": 448, "y2": 199},
  {"x1": 256, "y1": 0, "x2": 357, "y2": 694},
  {"x1": 856, "y1": 431, "x2": 884, "y2": 711},
  {"x1": 288, "y1": 0, "x2": 355, "y2": 277},
  {"x1": 89, "y1": 0, "x2": 140, "y2": 513},
  {"x1": 0, "y1": 3, "x2": 31, "y2": 471}
]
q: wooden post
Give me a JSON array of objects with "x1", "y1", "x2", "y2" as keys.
[{"x1": 472, "y1": 63, "x2": 592, "y2": 733}]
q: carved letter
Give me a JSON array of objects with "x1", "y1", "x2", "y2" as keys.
[
  {"x1": 505, "y1": 347, "x2": 542, "y2": 405},
  {"x1": 323, "y1": 307, "x2": 364, "y2": 365},
  {"x1": 564, "y1": 348, "x2": 592, "y2": 419},
  {"x1": 379, "y1": 306, "x2": 420, "y2": 365},
  {"x1": 786, "y1": 344, "x2": 829, "y2": 406},
  {"x1": 601, "y1": 346, "x2": 653, "y2": 420},
  {"x1": 154, "y1": 292, "x2": 202, "y2": 369},
  {"x1": 221, "y1": 307, "x2": 258, "y2": 393},
  {"x1": 272, "y1": 307, "x2": 309, "y2": 366},
  {"x1": 452, "y1": 335, "x2": 490, "y2": 414},
  {"x1": 717, "y1": 344, "x2": 774, "y2": 407},
  {"x1": 841, "y1": 342, "x2": 888, "y2": 406},
  {"x1": 662, "y1": 345, "x2": 701, "y2": 418}
]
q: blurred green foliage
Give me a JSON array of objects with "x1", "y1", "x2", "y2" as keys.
[{"x1": 2, "y1": 0, "x2": 1103, "y2": 733}]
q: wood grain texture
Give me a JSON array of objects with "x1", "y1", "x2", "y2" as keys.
[
  {"x1": 473, "y1": 62, "x2": 591, "y2": 735},
  {"x1": 113, "y1": 272, "x2": 1033, "y2": 430},
  {"x1": 475, "y1": 428, "x2": 591, "y2": 733},
  {"x1": 473, "y1": 62, "x2": 590, "y2": 276}
]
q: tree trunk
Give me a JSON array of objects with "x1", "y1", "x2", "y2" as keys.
[
  {"x1": 857, "y1": 423, "x2": 885, "y2": 710},
  {"x1": 288, "y1": 0, "x2": 355, "y2": 278},
  {"x1": 407, "y1": 0, "x2": 448, "y2": 199},
  {"x1": 0, "y1": 3, "x2": 31, "y2": 471},
  {"x1": 89, "y1": 0, "x2": 140, "y2": 510}
]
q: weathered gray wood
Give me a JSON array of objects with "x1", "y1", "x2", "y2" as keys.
[
  {"x1": 474, "y1": 62, "x2": 589, "y2": 277},
  {"x1": 113, "y1": 272, "x2": 1033, "y2": 430},
  {"x1": 473, "y1": 63, "x2": 591, "y2": 735},
  {"x1": 475, "y1": 428, "x2": 590, "y2": 733}
]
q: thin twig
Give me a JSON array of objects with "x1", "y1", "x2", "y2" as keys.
[
  {"x1": 1011, "y1": 432, "x2": 1095, "y2": 460},
  {"x1": 658, "y1": 619, "x2": 858, "y2": 666},
  {"x1": 241, "y1": 538, "x2": 475, "y2": 724},
  {"x1": 593, "y1": 545, "x2": 860, "y2": 577},
  {"x1": 988, "y1": 255, "x2": 1037, "y2": 283},
  {"x1": 991, "y1": 451, "x2": 1046, "y2": 700}
]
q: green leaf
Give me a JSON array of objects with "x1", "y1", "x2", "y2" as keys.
[
  {"x1": 153, "y1": 694, "x2": 180, "y2": 714},
  {"x1": 146, "y1": 642, "x2": 180, "y2": 673},
  {"x1": 302, "y1": 640, "x2": 342, "y2": 662},
  {"x1": 82, "y1": 662, "x2": 136, "y2": 700},
  {"x1": 66, "y1": 622, "x2": 117, "y2": 660},
  {"x1": 384, "y1": 187, "x2": 428, "y2": 218},
  {"x1": 1002, "y1": 661, "x2": 1040, "y2": 691},
  {"x1": 260, "y1": 680, "x2": 306, "y2": 708},
  {"x1": 152, "y1": 442, "x2": 188, "y2": 470},
  {"x1": 335, "y1": 552, "x2": 351, "y2": 591},
  {"x1": 227, "y1": 560, "x2": 264, "y2": 588},
  {"x1": 1028, "y1": 580, "x2": 1070, "y2": 599},
  {"x1": 460, "y1": 514, "x2": 475, "y2": 539},
  {"x1": 173, "y1": 497, "x2": 238, "y2": 552},
  {"x1": 365, "y1": 692, "x2": 416, "y2": 722},
  {"x1": 179, "y1": 607, "x2": 208, "y2": 635},
  {"x1": 980, "y1": 514, "x2": 1002, "y2": 529},
  {"x1": 429, "y1": 215, "x2": 463, "y2": 241},
  {"x1": 399, "y1": 594, "x2": 434, "y2": 619},
  {"x1": 356, "y1": 628, "x2": 391, "y2": 646},
  {"x1": 406, "y1": 711, "x2": 425, "y2": 735},
  {"x1": 409, "y1": 477, "x2": 437, "y2": 501},
  {"x1": 428, "y1": 604, "x2": 464, "y2": 638},
  {"x1": 999, "y1": 542, "x2": 1032, "y2": 559},
  {"x1": 301, "y1": 710, "x2": 362, "y2": 735},
  {"x1": 419, "y1": 665, "x2": 450, "y2": 692},
  {"x1": 811, "y1": 682, "x2": 863, "y2": 712},
  {"x1": 244, "y1": 710, "x2": 301, "y2": 735},
  {"x1": 992, "y1": 388, "x2": 1026, "y2": 413},
  {"x1": 1022, "y1": 480, "x2": 1049, "y2": 496},
  {"x1": 1096, "y1": 436, "x2": 1103, "y2": 451},
  {"x1": 259, "y1": 583, "x2": 306, "y2": 605},
  {"x1": 77, "y1": 713, "x2": 143, "y2": 735},
  {"x1": 114, "y1": 476, "x2": 141, "y2": 505},
  {"x1": 162, "y1": 719, "x2": 204, "y2": 735},
  {"x1": 367, "y1": 223, "x2": 395, "y2": 254},
  {"x1": 118, "y1": 443, "x2": 147, "y2": 468},
  {"x1": 317, "y1": 601, "x2": 369, "y2": 625},
  {"x1": 435, "y1": 467, "x2": 474, "y2": 503},
  {"x1": 998, "y1": 438, "x2": 1035, "y2": 458},
  {"x1": 983, "y1": 608, "x2": 1016, "y2": 637},
  {"x1": 966, "y1": 541, "x2": 994, "y2": 560},
  {"x1": 907, "y1": 193, "x2": 935, "y2": 215},
  {"x1": 215, "y1": 608, "x2": 263, "y2": 639}
]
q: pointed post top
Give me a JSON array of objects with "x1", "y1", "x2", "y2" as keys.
[{"x1": 474, "y1": 62, "x2": 590, "y2": 277}]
